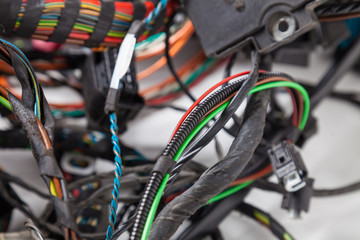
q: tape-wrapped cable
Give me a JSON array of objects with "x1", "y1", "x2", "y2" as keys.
[
  {"x1": 85, "y1": 0, "x2": 115, "y2": 47},
  {"x1": 49, "y1": 0, "x2": 81, "y2": 43},
  {"x1": 16, "y1": 0, "x2": 44, "y2": 38},
  {"x1": 149, "y1": 90, "x2": 270, "y2": 240},
  {"x1": 0, "y1": 0, "x2": 22, "y2": 35}
]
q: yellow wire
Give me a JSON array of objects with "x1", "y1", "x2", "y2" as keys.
[
  {"x1": 254, "y1": 210, "x2": 270, "y2": 226},
  {"x1": 49, "y1": 179, "x2": 58, "y2": 197}
]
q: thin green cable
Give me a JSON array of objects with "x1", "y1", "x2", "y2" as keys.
[
  {"x1": 249, "y1": 81, "x2": 309, "y2": 130},
  {"x1": 0, "y1": 96, "x2": 12, "y2": 111},
  {"x1": 174, "y1": 101, "x2": 230, "y2": 161},
  {"x1": 141, "y1": 81, "x2": 310, "y2": 239},
  {"x1": 136, "y1": 32, "x2": 164, "y2": 49},
  {"x1": 207, "y1": 180, "x2": 254, "y2": 204}
]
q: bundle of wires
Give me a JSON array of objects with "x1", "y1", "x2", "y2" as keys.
[
  {"x1": 116, "y1": 47, "x2": 310, "y2": 239},
  {"x1": 9, "y1": 0, "x2": 175, "y2": 47},
  {"x1": 0, "y1": 39, "x2": 79, "y2": 240}
]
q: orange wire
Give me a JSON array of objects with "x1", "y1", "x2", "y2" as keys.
[
  {"x1": 136, "y1": 20, "x2": 194, "y2": 61},
  {"x1": 53, "y1": 178, "x2": 63, "y2": 199},
  {"x1": 136, "y1": 25, "x2": 194, "y2": 81},
  {"x1": 65, "y1": 228, "x2": 70, "y2": 240},
  {"x1": 319, "y1": 13, "x2": 360, "y2": 22},
  {"x1": 229, "y1": 165, "x2": 273, "y2": 187},
  {"x1": 70, "y1": 229, "x2": 79, "y2": 240},
  {"x1": 140, "y1": 51, "x2": 206, "y2": 96},
  {"x1": 36, "y1": 118, "x2": 52, "y2": 150}
]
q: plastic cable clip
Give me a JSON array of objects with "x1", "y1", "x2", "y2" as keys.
[{"x1": 268, "y1": 141, "x2": 307, "y2": 192}]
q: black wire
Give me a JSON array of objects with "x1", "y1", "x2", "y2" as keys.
[
  {"x1": 224, "y1": 52, "x2": 237, "y2": 79},
  {"x1": 0, "y1": 171, "x2": 49, "y2": 199},
  {"x1": 145, "y1": 104, "x2": 187, "y2": 112},
  {"x1": 313, "y1": 181, "x2": 360, "y2": 197},
  {"x1": 168, "y1": 51, "x2": 260, "y2": 184},
  {"x1": 167, "y1": 71, "x2": 293, "y2": 184},
  {"x1": 236, "y1": 202, "x2": 295, "y2": 240},
  {"x1": 179, "y1": 51, "x2": 260, "y2": 159},
  {"x1": 112, "y1": 216, "x2": 135, "y2": 240},
  {"x1": 164, "y1": 14, "x2": 196, "y2": 102}
]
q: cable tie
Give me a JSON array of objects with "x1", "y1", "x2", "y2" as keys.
[{"x1": 152, "y1": 155, "x2": 176, "y2": 175}]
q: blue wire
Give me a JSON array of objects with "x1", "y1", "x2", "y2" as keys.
[
  {"x1": 144, "y1": 0, "x2": 168, "y2": 29},
  {"x1": 106, "y1": 112, "x2": 123, "y2": 240}
]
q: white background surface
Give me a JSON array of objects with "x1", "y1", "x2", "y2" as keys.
[{"x1": 1, "y1": 44, "x2": 360, "y2": 239}]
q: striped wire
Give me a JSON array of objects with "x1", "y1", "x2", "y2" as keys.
[
  {"x1": 144, "y1": 0, "x2": 167, "y2": 29},
  {"x1": 106, "y1": 112, "x2": 123, "y2": 240}
]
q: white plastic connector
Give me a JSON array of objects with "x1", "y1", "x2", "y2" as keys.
[{"x1": 109, "y1": 33, "x2": 136, "y2": 90}]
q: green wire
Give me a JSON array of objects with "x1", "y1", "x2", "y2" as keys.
[
  {"x1": 52, "y1": 110, "x2": 85, "y2": 118},
  {"x1": 141, "y1": 81, "x2": 310, "y2": 239},
  {"x1": 174, "y1": 100, "x2": 230, "y2": 161},
  {"x1": 249, "y1": 81, "x2": 309, "y2": 130},
  {"x1": 135, "y1": 32, "x2": 164, "y2": 49},
  {"x1": 207, "y1": 180, "x2": 254, "y2": 204},
  {"x1": 141, "y1": 173, "x2": 170, "y2": 240},
  {"x1": 0, "y1": 96, "x2": 12, "y2": 111},
  {"x1": 141, "y1": 101, "x2": 230, "y2": 240}
]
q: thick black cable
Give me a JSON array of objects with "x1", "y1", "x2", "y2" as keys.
[
  {"x1": 236, "y1": 202, "x2": 295, "y2": 240},
  {"x1": 313, "y1": 181, "x2": 360, "y2": 197},
  {"x1": 165, "y1": 14, "x2": 196, "y2": 102},
  {"x1": 176, "y1": 189, "x2": 250, "y2": 240},
  {"x1": 148, "y1": 90, "x2": 269, "y2": 240}
]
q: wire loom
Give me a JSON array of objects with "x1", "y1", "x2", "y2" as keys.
[
  {"x1": 0, "y1": 40, "x2": 79, "y2": 238},
  {"x1": 2, "y1": 0, "x2": 174, "y2": 47}
]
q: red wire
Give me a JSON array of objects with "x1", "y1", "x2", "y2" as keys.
[
  {"x1": 169, "y1": 70, "x2": 267, "y2": 140},
  {"x1": 229, "y1": 165, "x2": 273, "y2": 186}
]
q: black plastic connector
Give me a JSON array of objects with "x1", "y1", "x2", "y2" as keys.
[
  {"x1": 282, "y1": 178, "x2": 314, "y2": 218},
  {"x1": 81, "y1": 49, "x2": 144, "y2": 133},
  {"x1": 268, "y1": 141, "x2": 307, "y2": 192}
]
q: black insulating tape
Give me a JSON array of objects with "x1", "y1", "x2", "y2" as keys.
[
  {"x1": 133, "y1": 1, "x2": 147, "y2": 20},
  {"x1": 85, "y1": 0, "x2": 115, "y2": 47},
  {"x1": 49, "y1": 0, "x2": 81, "y2": 43},
  {"x1": 52, "y1": 197, "x2": 78, "y2": 230},
  {"x1": 0, "y1": 0, "x2": 22, "y2": 35},
  {"x1": 9, "y1": 94, "x2": 62, "y2": 179},
  {"x1": 152, "y1": 155, "x2": 176, "y2": 175},
  {"x1": 149, "y1": 91, "x2": 270, "y2": 240},
  {"x1": 16, "y1": 0, "x2": 44, "y2": 38},
  {"x1": 7, "y1": 49, "x2": 35, "y2": 111}
]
